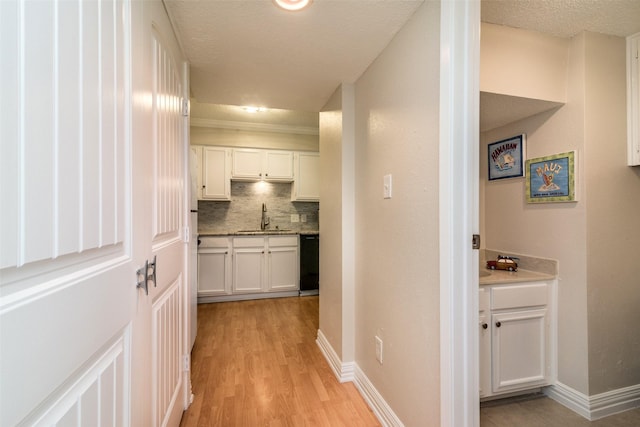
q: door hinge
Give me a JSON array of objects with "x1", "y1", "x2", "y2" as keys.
[
  {"x1": 472, "y1": 234, "x2": 481, "y2": 250},
  {"x1": 182, "y1": 98, "x2": 189, "y2": 117},
  {"x1": 183, "y1": 354, "x2": 191, "y2": 372}
]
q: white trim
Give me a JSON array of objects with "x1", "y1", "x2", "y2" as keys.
[
  {"x1": 190, "y1": 117, "x2": 319, "y2": 136},
  {"x1": 315, "y1": 329, "x2": 354, "y2": 383},
  {"x1": 316, "y1": 329, "x2": 403, "y2": 427},
  {"x1": 546, "y1": 382, "x2": 640, "y2": 421},
  {"x1": 353, "y1": 365, "x2": 404, "y2": 427},
  {"x1": 439, "y1": 1, "x2": 480, "y2": 426}
]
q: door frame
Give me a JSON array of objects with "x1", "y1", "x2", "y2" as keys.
[{"x1": 439, "y1": 1, "x2": 481, "y2": 426}]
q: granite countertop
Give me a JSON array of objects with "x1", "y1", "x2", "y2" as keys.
[
  {"x1": 199, "y1": 230, "x2": 319, "y2": 237},
  {"x1": 479, "y1": 248, "x2": 558, "y2": 286}
]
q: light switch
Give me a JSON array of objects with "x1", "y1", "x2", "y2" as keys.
[
  {"x1": 383, "y1": 174, "x2": 392, "y2": 199},
  {"x1": 291, "y1": 214, "x2": 300, "y2": 223}
]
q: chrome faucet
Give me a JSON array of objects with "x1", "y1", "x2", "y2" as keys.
[{"x1": 260, "y1": 203, "x2": 270, "y2": 230}]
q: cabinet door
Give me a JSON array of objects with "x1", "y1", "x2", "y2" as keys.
[
  {"x1": 292, "y1": 152, "x2": 319, "y2": 201},
  {"x1": 232, "y1": 247, "x2": 264, "y2": 293},
  {"x1": 197, "y1": 250, "x2": 230, "y2": 296},
  {"x1": 267, "y1": 246, "x2": 299, "y2": 291},
  {"x1": 492, "y1": 308, "x2": 549, "y2": 394},
  {"x1": 202, "y1": 147, "x2": 231, "y2": 200},
  {"x1": 478, "y1": 288, "x2": 491, "y2": 397},
  {"x1": 232, "y1": 149, "x2": 262, "y2": 180},
  {"x1": 264, "y1": 150, "x2": 293, "y2": 181}
]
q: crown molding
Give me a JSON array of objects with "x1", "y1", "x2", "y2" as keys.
[{"x1": 190, "y1": 117, "x2": 319, "y2": 136}]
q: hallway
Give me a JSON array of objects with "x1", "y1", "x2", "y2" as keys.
[{"x1": 179, "y1": 297, "x2": 380, "y2": 426}]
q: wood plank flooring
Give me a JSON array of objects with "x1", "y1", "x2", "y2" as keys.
[{"x1": 179, "y1": 296, "x2": 380, "y2": 427}]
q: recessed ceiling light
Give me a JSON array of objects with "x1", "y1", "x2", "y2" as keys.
[
  {"x1": 242, "y1": 106, "x2": 267, "y2": 113},
  {"x1": 273, "y1": 0, "x2": 313, "y2": 12}
]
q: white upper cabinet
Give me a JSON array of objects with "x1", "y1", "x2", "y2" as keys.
[
  {"x1": 628, "y1": 32, "x2": 640, "y2": 166},
  {"x1": 232, "y1": 148, "x2": 293, "y2": 181},
  {"x1": 200, "y1": 146, "x2": 231, "y2": 200},
  {"x1": 292, "y1": 152, "x2": 320, "y2": 202}
]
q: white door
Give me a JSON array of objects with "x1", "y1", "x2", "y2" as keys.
[{"x1": 0, "y1": 1, "x2": 189, "y2": 426}]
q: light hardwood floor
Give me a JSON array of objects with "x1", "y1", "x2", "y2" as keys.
[
  {"x1": 181, "y1": 296, "x2": 640, "y2": 426},
  {"x1": 179, "y1": 296, "x2": 380, "y2": 427}
]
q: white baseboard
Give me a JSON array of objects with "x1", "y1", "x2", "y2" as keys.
[
  {"x1": 545, "y1": 382, "x2": 640, "y2": 421},
  {"x1": 316, "y1": 329, "x2": 404, "y2": 427},
  {"x1": 353, "y1": 365, "x2": 405, "y2": 427},
  {"x1": 315, "y1": 330, "x2": 354, "y2": 383}
]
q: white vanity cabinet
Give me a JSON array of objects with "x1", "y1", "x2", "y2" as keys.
[
  {"x1": 478, "y1": 287, "x2": 491, "y2": 397},
  {"x1": 291, "y1": 152, "x2": 320, "y2": 201},
  {"x1": 480, "y1": 281, "x2": 555, "y2": 398},
  {"x1": 232, "y1": 148, "x2": 293, "y2": 182},
  {"x1": 197, "y1": 237, "x2": 232, "y2": 297}
]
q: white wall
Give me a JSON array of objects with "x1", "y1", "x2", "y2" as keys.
[
  {"x1": 482, "y1": 26, "x2": 640, "y2": 396},
  {"x1": 583, "y1": 32, "x2": 640, "y2": 394},
  {"x1": 319, "y1": 86, "x2": 345, "y2": 358},
  {"x1": 481, "y1": 23, "x2": 568, "y2": 102},
  {"x1": 353, "y1": 3, "x2": 441, "y2": 424}
]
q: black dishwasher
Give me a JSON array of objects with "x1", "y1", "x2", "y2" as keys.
[{"x1": 299, "y1": 234, "x2": 319, "y2": 296}]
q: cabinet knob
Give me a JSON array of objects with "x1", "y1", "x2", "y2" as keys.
[
  {"x1": 495, "y1": 321, "x2": 501, "y2": 328},
  {"x1": 482, "y1": 323, "x2": 488, "y2": 329}
]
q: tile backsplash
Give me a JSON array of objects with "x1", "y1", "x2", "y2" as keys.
[{"x1": 198, "y1": 181, "x2": 319, "y2": 234}]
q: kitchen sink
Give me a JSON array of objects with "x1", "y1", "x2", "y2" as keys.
[{"x1": 235, "y1": 229, "x2": 293, "y2": 234}]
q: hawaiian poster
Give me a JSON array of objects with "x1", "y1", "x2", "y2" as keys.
[
  {"x1": 488, "y1": 134, "x2": 525, "y2": 180},
  {"x1": 525, "y1": 151, "x2": 576, "y2": 203}
]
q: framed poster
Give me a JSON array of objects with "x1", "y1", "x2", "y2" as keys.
[
  {"x1": 488, "y1": 134, "x2": 526, "y2": 180},
  {"x1": 525, "y1": 151, "x2": 577, "y2": 203}
]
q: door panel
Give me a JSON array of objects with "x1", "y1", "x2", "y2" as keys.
[
  {"x1": 0, "y1": 1, "x2": 189, "y2": 426},
  {"x1": 0, "y1": 1, "x2": 132, "y2": 425}
]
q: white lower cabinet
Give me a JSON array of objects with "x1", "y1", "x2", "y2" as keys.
[
  {"x1": 480, "y1": 281, "x2": 554, "y2": 399},
  {"x1": 197, "y1": 237, "x2": 231, "y2": 296},
  {"x1": 267, "y1": 237, "x2": 299, "y2": 291},
  {"x1": 198, "y1": 235, "x2": 299, "y2": 302},
  {"x1": 232, "y1": 237, "x2": 266, "y2": 293}
]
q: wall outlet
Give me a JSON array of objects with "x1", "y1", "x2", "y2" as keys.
[
  {"x1": 291, "y1": 214, "x2": 299, "y2": 223},
  {"x1": 375, "y1": 336, "x2": 383, "y2": 364},
  {"x1": 300, "y1": 214, "x2": 307, "y2": 223}
]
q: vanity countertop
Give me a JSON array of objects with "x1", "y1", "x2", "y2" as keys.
[
  {"x1": 480, "y1": 268, "x2": 555, "y2": 285},
  {"x1": 480, "y1": 248, "x2": 558, "y2": 286}
]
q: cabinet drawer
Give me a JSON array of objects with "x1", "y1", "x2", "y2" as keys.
[
  {"x1": 233, "y1": 237, "x2": 265, "y2": 248},
  {"x1": 268, "y1": 236, "x2": 298, "y2": 247},
  {"x1": 491, "y1": 283, "x2": 548, "y2": 310},
  {"x1": 198, "y1": 237, "x2": 229, "y2": 248}
]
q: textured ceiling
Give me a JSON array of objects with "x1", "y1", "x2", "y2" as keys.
[
  {"x1": 164, "y1": 0, "x2": 640, "y2": 114},
  {"x1": 481, "y1": 0, "x2": 640, "y2": 39},
  {"x1": 164, "y1": 0, "x2": 423, "y2": 112}
]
